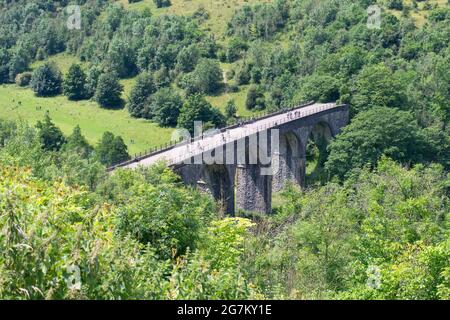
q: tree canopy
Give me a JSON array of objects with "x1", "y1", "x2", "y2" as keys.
[
  {"x1": 94, "y1": 73, "x2": 124, "y2": 109},
  {"x1": 31, "y1": 62, "x2": 62, "y2": 97},
  {"x1": 177, "y1": 94, "x2": 226, "y2": 134},
  {"x1": 325, "y1": 107, "x2": 427, "y2": 180}
]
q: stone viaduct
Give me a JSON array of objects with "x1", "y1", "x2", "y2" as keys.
[{"x1": 110, "y1": 101, "x2": 349, "y2": 214}]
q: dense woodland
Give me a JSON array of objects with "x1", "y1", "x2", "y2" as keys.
[{"x1": 0, "y1": 0, "x2": 449, "y2": 299}]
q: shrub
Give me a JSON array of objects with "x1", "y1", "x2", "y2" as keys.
[
  {"x1": 96, "y1": 131, "x2": 130, "y2": 166},
  {"x1": 36, "y1": 113, "x2": 66, "y2": 152},
  {"x1": 63, "y1": 64, "x2": 87, "y2": 100},
  {"x1": 246, "y1": 85, "x2": 265, "y2": 110},
  {"x1": 296, "y1": 74, "x2": 340, "y2": 103},
  {"x1": 176, "y1": 45, "x2": 200, "y2": 73},
  {"x1": 225, "y1": 99, "x2": 237, "y2": 119},
  {"x1": 94, "y1": 73, "x2": 123, "y2": 108},
  {"x1": 15, "y1": 72, "x2": 32, "y2": 87},
  {"x1": 191, "y1": 58, "x2": 223, "y2": 94},
  {"x1": 227, "y1": 83, "x2": 239, "y2": 93},
  {"x1": 146, "y1": 87, "x2": 183, "y2": 126},
  {"x1": 84, "y1": 66, "x2": 102, "y2": 99},
  {"x1": 226, "y1": 37, "x2": 248, "y2": 62},
  {"x1": 325, "y1": 107, "x2": 427, "y2": 180},
  {"x1": 31, "y1": 62, "x2": 62, "y2": 97},
  {"x1": 115, "y1": 174, "x2": 215, "y2": 258},
  {"x1": 177, "y1": 94, "x2": 226, "y2": 134},
  {"x1": 0, "y1": 165, "x2": 168, "y2": 299},
  {"x1": 127, "y1": 72, "x2": 155, "y2": 118},
  {"x1": 153, "y1": 0, "x2": 171, "y2": 8},
  {"x1": 387, "y1": 0, "x2": 403, "y2": 10},
  {"x1": 235, "y1": 62, "x2": 251, "y2": 85}
]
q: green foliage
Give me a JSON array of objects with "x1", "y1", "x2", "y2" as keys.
[
  {"x1": 428, "y1": 7, "x2": 450, "y2": 22},
  {"x1": 295, "y1": 74, "x2": 340, "y2": 103},
  {"x1": 105, "y1": 37, "x2": 137, "y2": 78},
  {"x1": 225, "y1": 99, "x2": 238, "y2": 119},
  {"x1": 96, "y1": 131, "x2": 130, "y2": 166},
  {"x1": 153, "y1": 66, "x2": 171, "y2": 89},
  {"x1": 1, "y1": 0, "x2": 449, "y2": 301},
  {"x1": 0, "y1": 120, "x2": 58, "y2": 180},
  {"x1": 227, "y1": 1, "x2": 290, "y2": 40},
  {"x1": 63, "y1": 64, "x2": 87, "y2": 101},
  {"x1": 387, "y1": 0, "x2": 403, "y2": 10},
  {"x1": 115, "y1": 168, "x2": 216, "y2": 258},
  {"x1": 133, "y1": 14, "x2": 214, "y2": 75},
  {"x1": 246, "y1": 85, "x2": 265, "y2": 110},
  {"x1": 94, "y1": 73, "x2": 123, "y2": 108},
  {"x1": 177, "y1": 94, "x2": 226, "y2": 134},
  {"x1": 243, "y1": 158, "x2": 449, "y2": 299},
  {"x1": 202, "y1": 218, "x2": 255, "y2": 270},
  {"x1": 409, "y1": 53, "x2": 450, "y2": 124},
  {"x1": 146, "y1": 87, "x2": 183, "y2": 127},
  {"x1": 153, "y1": 0, "x2": 171, "y2": 8},
  {"x1": 84, "y1": 66, "x2": 102, "y2": 99},
  {"x1": 374, "y1": 242, "x2": 448, "y2": 300},
  {"x1": 176, "y1": 45, "x2": 200, "y2": 73},
  {"x1": 0, "y1": 155, "x2": 257, "y2": 299},
  {"x1": 31, "y1": 62, "x2": 62, "y2": 97},
  {"x1": 167, "y1": 251, "x2": 257, "y2": 300},
  {"x1": 184, "y1": 58, "x2": 223, "y2": 95},
  {"x1": 36, "y1": 113, "x2": 66, "y2": 152},
  {"x1": 350, "y1": 64, "x2": 408, "y2": 114},
  {"x1": 326, "y1": 107, "x2": 427, "y2": 180},
  {"x1": 234, "y1": 61, "x2": 251, "y2": 85},
  {"x1": 0, "y1": 120, "x2": 104, "y2": 190},
  {"x1": 168, "y1": 218, "x2": 259, "y2": 300},
  {"x1": 0, "y1": 165, "x2": 167, "y2": 299},
  {"x1": 226, "y1": 37, "x2": 248, "y2": 62},
  {"x1": 15, "y1": 72, "x2": 32, "y2": 87},
  {"x1": 127, "y1": 72, "x2": 156, "y2": 118},
  {"x1": 62, "y1": 125, "x2": 93, "y2": 159},
  {"x1": 0, "y1": 48, "x2": 11, "y2": 84},
  {"x1": 318, "y1": 45, "x2": 366, "y2": 80},
  {"x1": 0, "y1": 119, "x2": 17, "y2": 147}
]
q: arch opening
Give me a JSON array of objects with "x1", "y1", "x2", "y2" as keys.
[
  {"x1": 272, "y1": 131, "x2": 303, "y2": 194},
  {"x1": 201, "y1": 164, "x2": 235, "y2": 215},
  {"x1": 305, "y1": 121, "x2": 333, "y2": 186}
]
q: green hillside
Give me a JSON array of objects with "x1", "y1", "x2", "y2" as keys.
[
  {"x1": 0, "y1": 0, "x2": 449, "y2": 301},
  {"x1": 1, "y1": 0, "x2": 447, "y2": 154},
  {"x1": 0, "y1": 0, "x2": 267, "y2": 153},
  {"x1": 118, "y1": 0, "x2": 272, "y2": 37},
  {"x1": 0, "y1": 84, "x2": 173, "y2": 155}
]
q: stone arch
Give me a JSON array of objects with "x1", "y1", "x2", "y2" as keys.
[
  {"x1": 199, "y1": 164, "x2": 235, "y2": 215},
  {"x1": 308, "y1": 120, "x2": 334, "y2": 144},
  {"x1": 304, "y1": 120, "x2": 334, "y2": 185},
  {"x1": 272, "y1": 131, "x2": 304, "y2": 192}
]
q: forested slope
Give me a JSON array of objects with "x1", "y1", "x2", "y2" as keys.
[
  {"x1": 1, "y1": 0, "x2": 448, "y2": 157},
  {"x1": 0, "y1": 0, "x2": 449, "y2": 300}
]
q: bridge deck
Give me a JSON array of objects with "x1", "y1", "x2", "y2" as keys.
[{"x1": 115, "y1": 102, "x2": 338, "y2": 169}]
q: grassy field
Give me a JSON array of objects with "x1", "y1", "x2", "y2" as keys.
[
  {"x1": 387, "y1": 0, "x2": 448, "y2": 26},
  {"x1": 4, "y1": 53, "x2": 175, "y2": 155},
  {"x1": 117, "y1": 0, "x2": 271, "y2": 40},
  {"x1": 30, "y1": 53, "x2": 85, "y2": 74},
  {"x1": 0, "y1": 84, "x2": 174, "y2": 156}
]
